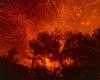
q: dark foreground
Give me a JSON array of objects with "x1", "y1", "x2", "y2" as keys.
[{"x1": 0, "y1": 57, "x2": 100, "y2": 80}]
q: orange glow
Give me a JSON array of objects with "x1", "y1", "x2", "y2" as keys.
[
  {"x1": 59, "y1": 40, "x2": 65, "y2": 53},
  {"x1": 18, "y1": 58, "x2": 32, "y2": 68},
  {"x1": 0, "y1": 0, "x2": 100, "y2": 69},
  {"x1": 44, "y1": 57, "x2": 60, "y2": 70},
  {"x1": 63, "y1": 57, "x2": 74, "y2": 66},
  {"x1": 45, "y1": 57, "x2": 54, "y2": 69}
]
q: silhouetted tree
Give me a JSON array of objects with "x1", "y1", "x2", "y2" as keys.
[
  {"x1": 62, "y1": 32, "x2": 96, "y2": 67},
  {"x1": 29, "y1": 30, "x2": 61, "y2": 70},
  {"x1": 92, "y1": 28, "x2": 100, "y2": 66},
  {"x1": 28, "y1": 27, "x2": 100, "y2": 80}
]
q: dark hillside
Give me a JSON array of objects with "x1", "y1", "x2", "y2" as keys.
[{"x1": 0, "y1": 57, "x2": 29, "y2": 80}]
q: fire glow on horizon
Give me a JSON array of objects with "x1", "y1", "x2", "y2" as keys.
[{"x1": 0, "y1": 0, "x2": 100, "y2": 70}]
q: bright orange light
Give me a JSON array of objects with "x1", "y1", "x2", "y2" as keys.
[
  {"x1": 45, "y1": 57, "x2": 55, "y2": 70},
  {"x1": 63, "y1": 57, "x2": 74, "y2": 66},
  {"x1": 0, "y1": 0, "x2": 100, "y2": 69},
  {"x1": 44, "y1": 57, "x2": 60, "y2": 70}
]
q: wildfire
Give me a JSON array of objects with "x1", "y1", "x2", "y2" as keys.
[
  {"x1": 0, "y1": 0, "x2": 100, "y2": 70},
  {"x1": 18, "y1": 56, "x2": 75, "y2": 71}
]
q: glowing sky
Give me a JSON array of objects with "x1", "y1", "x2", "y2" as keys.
[{"x1": 0, "y1": 0, "x2": 100, "y2": 67}]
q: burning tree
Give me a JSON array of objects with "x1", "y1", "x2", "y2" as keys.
[
  {"x1": 62, "y1": 32, "x2": 97, "y2": 67},
  {"x1": 29, "y1": 28, "x2": 100, "y2": 71},
  {"x1": 29, "y1": 30, "x2": 61, "y2": 70}
]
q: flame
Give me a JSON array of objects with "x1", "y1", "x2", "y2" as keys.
[
  {"x1": 63, "y1": 57, "x2": 74, "y2": 66},
  {"x1": 45, "y1": 57, "x2": 54, "y2": 69},
  {"x1": 59, "y1": 40, "x2": 65, "y2": 53},
  {"x1": 44, "y1": 57, "x2": 60, "y2": 70},
  {"x1": 0, "y1": 0, "x2": 100, "y2": 70}
]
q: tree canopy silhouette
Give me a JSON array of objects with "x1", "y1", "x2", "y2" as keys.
[{"x1": 29, "y1": 28, "x2": 100, "y2": 68}]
